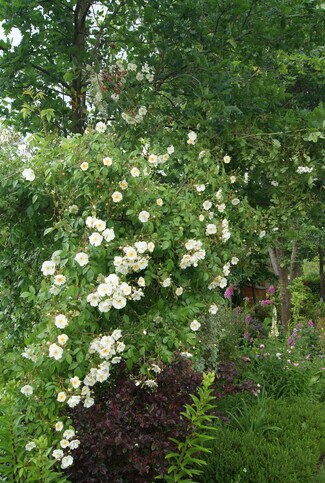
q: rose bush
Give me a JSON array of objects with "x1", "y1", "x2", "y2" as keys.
[{"x1": 0, "y1": 124, "x2": 255, "y2": 476}]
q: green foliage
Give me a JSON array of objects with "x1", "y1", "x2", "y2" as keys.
[
  {"x1": 226, "y1": 394, "x2": 282, "y2": 435},
  {"x1": 289, "y1": 277, "x2": 318, "y2": 325},
  {"x1": 0, "y1": 387, "x2": 66, "y2": 482},
  {"x1": 157, "y1": 372, "x2": 217, "y2": 483},
  {"x1": 201, "y1": 397, "x2": 325, "y2": 483}
]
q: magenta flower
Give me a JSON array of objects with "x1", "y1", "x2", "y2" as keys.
[
  {"x1": 288, "y1": 336, "x2": 295, "y2": 347},
  {"x1": 267, "y1": 285, "x2": 276, "y2": 294},
  {"x1": 260, "y1": 299, "x2": 273, "y2": 306},
  {"x1": 308, "y1": 319, "x2": 315, "y2": 328},
  {"x1": 245, "y1": 314, "x2": 252, "y2": 323},
  {"x1": 224, "y1": 286, "x2": 235, "y2": 300}
]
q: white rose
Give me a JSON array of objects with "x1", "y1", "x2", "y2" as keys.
[
  {"x1": 138, "y1": 210, "x2": 150, "y2": 223},
  {"x1": 41, "y1": 260, "x2": 55, "y2": 276},
  {"x1": 95, "y1": 121, "x2": 106, "y2": 133},
  {"x1": 89, "y1": 232, "x2": 103, "y2": 246},
  {"x1": 22, "y1": 168, "x2": 35, "y2": 181},
  {"x1": 190, "y1": 319, "x2": 201, "y2": 331},
  {"x1": 61, "y1": 455, "x2": 74, "y2": 469},
  {"x1": 130, "y1": 167, "x2": 140, "y2": 177},
  {"x1": 112, "y1": 191, "x2": 123, "y2": 203},
  {"x1": 206, "y1": 224, "x2": 217, "y2": 235},
  {"x1": 74, "y1": 252, "x2": 89, "y2": 266}
]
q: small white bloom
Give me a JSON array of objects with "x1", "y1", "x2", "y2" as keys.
[
  {"x1": 70, "y1": 376, "x2": 81, "y2": 389},
  {"x1": 69, "y1": 439, "x2": 80, "y2": 450},
  {"x1": 156, "y1": 198, "x2": 163, "y2": 206},
  {"x1": 61, "y1": 455, "x2": 74, "y2": 469},
  {"x1": 196, "y1": 184, "x2": 206, "y2": 192},
  {"x1": 67, "y1": 396, "x2": 81, "y2": 408},
  {"x1": 187, "y1": 131, "x2": 197, "y2": 145},
  {"x1": 130, "y1": 167, "x2": 140, "y2": 177},
  {"x1": 230, "y1": 176, "x2": 236, "y2": 183},
  {"x1": 49, "y1": 343, "x2": 63, "y2": 361},
  {"x1": 95, "y1": 121, "x2": 106, "y2": 133},
  {"x1": 217, "y1": 203, "x2": 226, "y2": 213},
  {"x1": 57, "y1": 392, "x2": 66, "y2": 402},
  {"x1": 86, "y1": 216, "x2": 97, "y2": 228},
  {"x1": 41, "y1": 260, "x2": 55, "y2": 276},
  {"x1": 138, "y1": 106, "x2": 147, "y2": 116},
  {"x1": 147, "y1": 242, "x2": 155, "y2": 252},
  {"x1": 162, "y1": 277, "x2": 171, "y2": 287},
  {"x1": 203, "y1": 200, "x2": 212, "y2": 211},
  {"x1": 206, "y1": 224, "x2": 217, "y2": 235},
  {"x1": 151, "y1": 364, "x2": 161, "y2": 374},
  {"x1": 55, "y1": 421, "x2": 64, "y2": 431},
  {"x1": 80, "y1": 162, "x2": 89, "y2": 171},
  {"x1": 181, "y1": 352, "x2": 193, "y2": 358},
  {"x1": 63, "y1": 429, "x2": 75, "y2": 440},
  {"x1": 190, "y1": 319, "x2": 201, "y2": 331},
  {"x1": 199, "y1": 150, "x2": 206, "y2": 159},
  {"x1": 112, "y1": 191, "x2": 123, "y2": 203},
  {"x1": 84, "y1": 397, "x2": 95, "y2": 408},
  {"x1": 231, "y1": 198, "x2": 240, "y2": 206},
  {"x1": 148, "y1": 153, "x2": 158, "y2": 165},
  {"x1": 209, "y1": 304, "x2": 219, "y2": 315},
  {"x1": 98, "y1": 299, "x2": 112, "y2": 312},
  {"x1": 199, "y1": 214, "x2": 205, "y2": 222},
  {"x1": 95, "y1": 219, "x2": 106, "y2": 232},
  {"x1": 57, "y1": 334, "x2": 69, "y2": 346},
  {"x1": 102, "y1": 228, "x2": 115, "y2": 243},
  {"x1": 223, "y1": 155, "x2": 231, "y2": 164},
  {"x1": 55, "y1": 314, "x2": 68, "y2": 329},
  {"x1": 74, "y1": 252, "x2": 89, "y2": 266},
  {"x1": 231, "y1": 257, "x2": 239, "y2": 265},
  {"x1": 138, "y1": 277, "x2": 146, "y2": 287},
  {"x1": 103, "y1": 156, "x2": 113, "y2": 166},
  {"x1": 259, "y1": 231, "x2": 266, "y2": 238},
  {"x1": 52, "y1": 449, "x2": 64, "y2": 460},
  {"x1": 138, "y1": 210, "x2": 150, "y2": 223},
  {"x1": 22, "y1": 168, "x2": 35, "y2": 181},
  {"x1": 60, "y1": 439, "x2": 70, "y2": 449},
  {"x1": 25, "y1": 441, "x2": 36, "y2": 451},
  {"x1": 175, "y1": 287, "x2": 183, "y2": 296},
  {"x1": 54, "y1": 274, "x2": 66, "y2": 286},
  {"x1": 119, "y1": 179, "x2": 128, "y2": 190},
  {"x1": 89, "y1": 232, "x2": 103, "y2": 247},
  {"x1": 49, "y1": 285, "x2": 61, "y2": 296},
  {"x1": 20, "y1": 384, "x2": 33, "y2": 396},
  {"x1": 167, "y1": 145, "x2": 174, "y2": 154}
]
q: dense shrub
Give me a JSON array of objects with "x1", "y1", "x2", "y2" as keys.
[
  {"x1": 201, "y1": 397, "x2": 325, "y2": 483},
  {"x1": 67, "y1": 356, "x2": 202, "y2": 482}
]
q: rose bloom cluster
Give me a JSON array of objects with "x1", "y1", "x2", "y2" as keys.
[
  {"x1": 86, "y1": 215, "x2": 115, "y2": 247},
  {"x1": 82, "y1": 329, "x2": 125, "y2": 386},
  {"x1": 113, "y1": 241, "x2": 154, "y2": 275},
  {"x1": 52, "y1": 426, "x2": 80, "y2": 469},
  {"x1": 87, "y1": 273, "x2": 144, "y2": 313},
  {"x1": 180, "y1": 239, "x2": 206, "y2": 269}
]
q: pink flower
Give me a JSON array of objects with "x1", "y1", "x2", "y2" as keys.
[
  {"x1": 259, "y1": 344, "x2": 265, "y2": 350},
  {"x1": 224, "y1": 286, "x2": 235, "y2": 300}
]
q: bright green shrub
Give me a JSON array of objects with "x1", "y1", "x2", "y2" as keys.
[{"x1": 201, "y1": 398, "x2": 325, "y2": 483}]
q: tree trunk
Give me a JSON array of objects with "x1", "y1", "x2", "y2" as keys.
[
  {"x1": 71, "y1": 0, "x2": 91, "y2": 133},
  {"x1": 290, "y1": 240, "x2": 299, "y2": 281},
  {"x1": 268, "y1": 246, "x2": 291, "y2": 331},
  {"x1": 320, "y1": 244, "x2": 325, "y2": 302}
]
